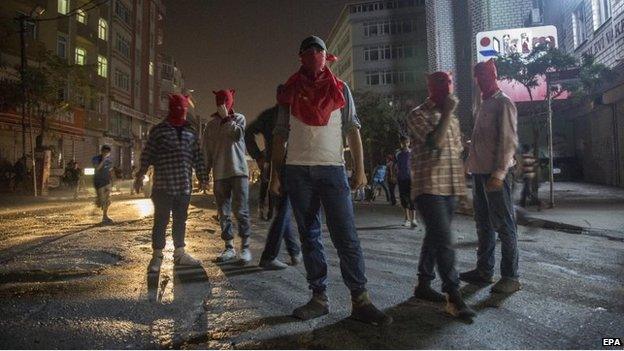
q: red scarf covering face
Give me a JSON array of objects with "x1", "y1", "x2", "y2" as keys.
[
  {"x1": 474, "y1": 59, "x2": 500, "y2": 100},
  {"x1": 427, "y1": 71, "x2": 453, "y2": 107},
  {"x1": 167, "y1": 94, "x2": 190, "y2": 127},
  {"x1": 276, "y1": 50, "x2": 346, "y2": 126},
  {"x1": 213, "y1": 90, "x2": 235, "y2": 114}
]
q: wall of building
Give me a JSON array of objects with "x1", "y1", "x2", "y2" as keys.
[
  {"x1": 543, "y1": 0, "x2": 624, "y2": 186},
  {"x1": 327, "y1": 0, "x2": 428, "y2": 104}
]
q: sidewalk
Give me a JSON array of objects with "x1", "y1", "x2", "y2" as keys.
[{"x1": 518, "y1": 182, "x2": 624, "y2": 239}]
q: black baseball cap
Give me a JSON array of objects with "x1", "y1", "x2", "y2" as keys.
[{"x1": 299, "y1": 36, "x2": 327, "y2": 53}]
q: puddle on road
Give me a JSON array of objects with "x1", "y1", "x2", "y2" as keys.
[{"x1": 0, "y1": 250, "x2": 122, "y2": 284}]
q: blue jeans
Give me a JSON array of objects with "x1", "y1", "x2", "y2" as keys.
[
  {"x1": 472, "y1": 173, "x2": 519, "y2": 278},
  {"x1": 260, "y1": 192, "x2": 301, "y2": 262},
  {"x1": 416, "y1": 194, "x2": 460, "y2": 293},
  {"x1": 214, "y1": 176, "x2": 251, "y2": 244},
  {"x1": 151, "y1": 192, "x2": 191, "y2": 250},
  {"x1": 284, "y1": 165, "x2": 367, "y2": 297}
]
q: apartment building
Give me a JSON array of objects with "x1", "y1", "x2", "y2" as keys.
[
  {"x1": 0, "y1": 0, "x2": 165, "y2": 178},
  {"x1": 326, "y1": 0, "x2": 428, "y2": 103}
]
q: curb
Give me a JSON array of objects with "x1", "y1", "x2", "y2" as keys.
[{"x1": 518, "y1": 213, "x2": 624, "y2": 242}]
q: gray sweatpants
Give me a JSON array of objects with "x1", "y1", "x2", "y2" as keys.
[{"x1": 214, "y1": 176, "x2": 251, "y2": 245}]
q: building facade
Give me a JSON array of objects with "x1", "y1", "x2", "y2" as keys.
[
  {"x1": 543, "y1": 0, "x2": 624, "y2": 186},
  {"x1": 0, "y1": 0, "x2": 165, "y2": 180},
  {"x1": 326, "y1": 0, "x2": 428, "y2": 104}
]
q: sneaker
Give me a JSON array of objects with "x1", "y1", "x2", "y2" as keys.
[
  {"x1": 239, "y1": 247, "x2": 252, "y2": 264},
  {"x1": 411, "y1": 284, "x2": 446, "y2": 303},
  {"x1": 445, "y1": 291, "x2": 476, "y2": 319},
  {"x1": 459, "y1": 269, "x2": 494, "y2": 286},
  {"x1": 403, "y1": 220, "x2": 411, "y2": 227},
  {"x1": 293, "y1": 294, "x2": 329, "y2": 320},
  {"x1": 173, "y1": 249, "x2": 202, "y2": 267},
  {"x1": 350, "y1": 292, "x2": 393, "y2": 326},
  {"x1": 290, "y1": 253, "x2": 303, "y2": 266},
  {"x1": 411, "y1": 220, "x2": 418, "y2": 228},
  {"x1": 491, "y1": 277, "x2": 522, "y2": 294},
  {"x1": 147, "y1": 252, "x2": 164, "y2": 273},
  {"x1": 259, "y1": 258, "x2": 288, "y2": 270},
  {"x1": 217, "y1": 248, "x2": 237, "y2": 262}
]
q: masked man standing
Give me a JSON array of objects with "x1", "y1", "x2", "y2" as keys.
[
  {"x1": 406, "y1": 72, "x2": 476, "y2": 318},
  {"x1": 134, "y1": 94, "x2": 208, "y2": 273},
  {"x1": 270, "y1": 36, "x2": 392, "y2": 326},
  {"x1": 204, "y1": 90, "x2": 252, "y2": 264},
  {"x1": 460, "y1": 59, "x2": 521, "y2": 294}
]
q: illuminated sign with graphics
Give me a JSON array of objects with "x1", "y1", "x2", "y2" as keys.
[
  {"x1": 476, "y1": 26, "x2": 562, "y2": 102},
  {"x1": 476, "y1": 25, "x2": 557, "y2": 62}
]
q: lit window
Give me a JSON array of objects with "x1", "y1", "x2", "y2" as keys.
[
  {"x1": 58, "y1": 0, "x2": 69, "y2": 14},
  {"x1": 149, "y1": 61, "x2": 154, "y2": 76},
  {"x1": 75, "y1": 47, "x2": 86, "y2": 65},
  {"x1": 573, "y1": 4, "x2": 587, "y2": 47},
  {"x1": 98, "y1": 18, "x2": 108, "y2": 40},
  {"x1": 76, "y1": 9, "x2": 87, "y2": 24},
  {"x1": 97, "y1": 55, "x2": 108, "y2": 77},
  {"x1": 592, "y1": 0, "x2": 612, "y2": 29}
]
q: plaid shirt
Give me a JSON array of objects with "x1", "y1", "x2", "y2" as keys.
[
  {"x1": 405, "y1": 101, "x2": 466, "y2": 198},
  {"x1": 137, "y1": 121, "x2": 208, "y2": 195}
]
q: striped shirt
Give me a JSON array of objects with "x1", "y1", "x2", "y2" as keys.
[
  {"x1": 137, "y1": 121, "x2": 208, "y2": 195},
  {"x1": 405, "y1": 101, "x2": 466, "y2": 198}
]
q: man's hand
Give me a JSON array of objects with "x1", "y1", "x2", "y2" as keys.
[
  {"x1": 442, "y1": 94, "x2": 459, "y2": 113},
  {"x1": 133, "y1": 177, "x2": 143, "y2": 194},
  {"x1": 269, "y1": 175, "x2": 281, "y2": 196},
  {"x1": 350, "y1": 169, "x2": 367, "y2": 190},
  {"x1": 485, "y1": 177, "x2": 504, "y2": 192}
]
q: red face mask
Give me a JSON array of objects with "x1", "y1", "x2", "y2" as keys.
[
  {"x1": 213, "y1": 89, "x2": 235, "y2": 114},
  {"x1": 300, "y1": 50, "x2": 327, "y2": 76},
  {"x1": 474, "y1": 59, "x2": 500, "y2": 100},
  {"x1": 167, "y1": 94, "x2": 190, "y2": 127},
  {"x1": 277, "y1": 50, "x2": 344, "y2": 126},
  {"x1": 427, "y1": 71, "x2": 453, "y2": 107}
]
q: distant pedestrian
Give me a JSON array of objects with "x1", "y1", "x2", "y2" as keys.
[
  {"x1": 65, "y1": 160, "x2": 82, "y2": 199},
  {"x1": 519, "y1": 144, "x2": 539, "y2": 209},
  {"x1": 92, "y1": 145, "x2": 114, "y2": 225},
  {"x1": 12, "y1": 156, "x2": 27, "y2": 193},
  {"x1": 203, "y1": 89, "x2": 253, "y2": 264},
  {"x1": 396, "y1": 136, "x2": 417, "y2": 228},
  {"x1": 386, "y1": 154, "x2": 397, "y2": 206},
  {"x1": 461, "y1": 59, "x2": 521, "y2": 294},
  {"x1": 271, "y1": 35, "x2": 392, "y2": 326},
  {"x1": 406, "y1": 71, "x2": 475, "y2": 318},
  {"x1": 134, "y1": 93, "x2": 209, "y2": 273},
  {"x1": 245, "y1": 100, "x2": 302, "y2": 270},
  {"x1": 371, "y1": 162, "x2": 390, "y2": 202}
]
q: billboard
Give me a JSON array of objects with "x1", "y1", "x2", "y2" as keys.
[{"x1": 476, "y1": 26, "x2": 564, "y2": 102}]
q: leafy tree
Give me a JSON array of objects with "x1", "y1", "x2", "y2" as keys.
[
  {"x1": 353, "y1": 91, "x2": 413, "y2": 173},
  {"x1": 495, "y1": 45, "x2": 614, "y2": 203},
  {"x1": 0, "y1": 49, "x2": 93, "y2": 151}
]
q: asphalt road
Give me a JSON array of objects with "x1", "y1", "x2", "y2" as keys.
[{"x1": 0, "y1": 192, "x2": 622, "y2": 349}]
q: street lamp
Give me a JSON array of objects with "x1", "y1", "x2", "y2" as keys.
[{"x1": 15, "y1": 5, "x2": 45, "y2": 196}]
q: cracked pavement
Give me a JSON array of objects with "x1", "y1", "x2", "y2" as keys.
[{"x1": 0, "y1": 190, "x2": 622, "y2": 349}]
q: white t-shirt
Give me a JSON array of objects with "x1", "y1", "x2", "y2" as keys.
[{"x1": 273, "y1": 83, "x2": 361, "y2": 167}]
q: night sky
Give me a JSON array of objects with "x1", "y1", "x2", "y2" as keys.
[{"x1": 164, "y1": 0, "x2": 348, "y2": 121}]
